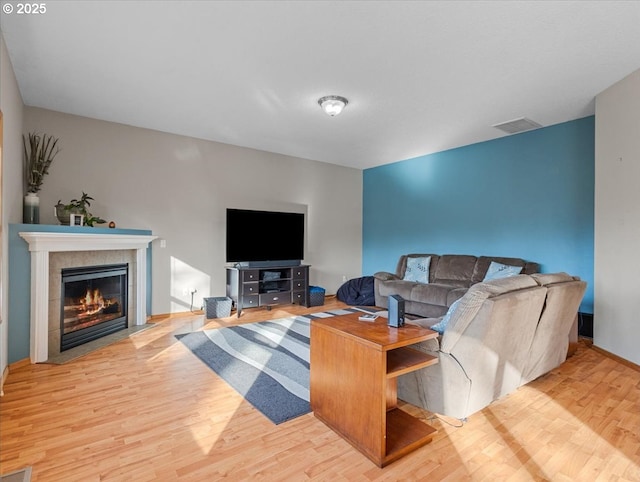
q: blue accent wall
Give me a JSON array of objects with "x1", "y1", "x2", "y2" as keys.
[
  {"x1": 8, "y1": 224, "x2": 153, "y2": 363},
  {"x1": 363, "y1": 117, "x2": 594, "y2": 312}
]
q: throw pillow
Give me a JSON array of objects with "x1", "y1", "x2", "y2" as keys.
[
  {"x1": 483, "y1": 261, "x2": 523, "y2": 281},
  {"x1": 403, "y1": 256, "x2": 431, "y2": 284},
  {"x1": 430, "y1": 299, "x2": 461, "y2": 334}
]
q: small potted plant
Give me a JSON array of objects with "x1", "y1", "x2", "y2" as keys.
[
  {"x1": 55, "y1": 192, "x2": 106, "y2": 227},
  {"x1": 23, "y1": 132, "x2": 60, "y2": 223}
]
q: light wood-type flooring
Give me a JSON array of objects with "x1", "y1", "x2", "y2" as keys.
[{"x1": 1, "y1": 297, "x2": 639, "y2": 481}]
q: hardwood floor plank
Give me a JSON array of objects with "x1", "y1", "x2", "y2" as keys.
[{"x1": 1, "y1": 298, "x2": 639, "y2": 481}]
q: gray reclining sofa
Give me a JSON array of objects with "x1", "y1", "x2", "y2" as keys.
[{"x1": 374, "y1": 253, "x2": 539, "y2": 318}]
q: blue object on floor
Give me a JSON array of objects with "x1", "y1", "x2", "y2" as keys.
[{"x1": 337, "y1": 276, "x2": 375, "y2": 306}]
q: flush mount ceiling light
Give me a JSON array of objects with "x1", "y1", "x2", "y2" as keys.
[{"x1": 318, "y1": 95, "x2": 348, "y2": 116}]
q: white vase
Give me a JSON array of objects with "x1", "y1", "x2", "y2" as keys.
[{"x1": 23, "y1": 192, "x2": 40, "y2": 224}]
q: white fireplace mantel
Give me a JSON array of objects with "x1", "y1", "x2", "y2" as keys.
[{"x1": 19, "y1": 231, "x2": 157, "y2": 363}]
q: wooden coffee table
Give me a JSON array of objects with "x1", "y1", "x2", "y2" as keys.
[{"x1": 310, "y1": 312, "x2": 439, "y2": 467}]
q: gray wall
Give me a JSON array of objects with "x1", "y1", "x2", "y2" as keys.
[
  {"x1": 22, "y1": 107, "x2": 363, "y2": 316},
  {"x1": 1, "y1": 33, "x2": 25, "y2": 384},
  {"x1": 594, "y1": 67, "x2": 640, "y2": 365}
]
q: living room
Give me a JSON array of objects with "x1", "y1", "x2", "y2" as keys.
[{"x1": 1, "y1": 2, "x2": 639, "y2": 480}]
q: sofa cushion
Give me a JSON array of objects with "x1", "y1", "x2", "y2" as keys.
[
  {"x1": 397, "y1": 254, "x2": 439, "y2": 281},
  {"x1": 403, "y1": 256, "x2": 431, "y2": 283},
  {"x1": 471, "y1": 256, "x2": 537, "y2": 284},
  {"x1": 411, "y1": 282, "x2": 459, "y2": 307},
  {"x1": 376, "y1": 279, "x2": 415, "y2": 301},
  {"x1": 430, "y1": 298, "x2": 461, "y2": 334},
  {"x1": 446, "y1": 287, "x2": 468, "y2": 306},
  {"x1": 483, "y1": 261, "x2": 523, "y2": 281},
  {"x1": 530, "y1": 272, "x2": 577, "y2": 286},
  {"x1": 404, "y1": 300, "x2": 449, "y2": 319},
  {"x1": 432, "y1": 255, "x2": 477, "y2": 287}
]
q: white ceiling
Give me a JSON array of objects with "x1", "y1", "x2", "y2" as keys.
[{"x1": 2, "y1": 1, "x2": 640, "y2": 170}]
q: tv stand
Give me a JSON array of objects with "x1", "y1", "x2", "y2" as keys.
[{"x1": 226, "y1": 264, "x2": 310, "y2": 317}]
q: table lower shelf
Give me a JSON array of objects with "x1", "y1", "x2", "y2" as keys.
[
  {"x1": 316, "y1": 407, "x2": 437, "y2": 467},
  {"x1": 384, "y1": 407, "x2": 437, "y2": 466}
]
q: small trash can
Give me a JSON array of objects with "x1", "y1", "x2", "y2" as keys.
[
  {"x1": 309, "y1": 286, "x2": 326, "y2": 307},
  {"x1": 203, "y1": 296, "x2": 233, "y2": 318}
]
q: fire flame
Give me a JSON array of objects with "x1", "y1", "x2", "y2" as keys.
[{"x1": 80, "y1": 288, "x2": 112, "y2": 315}]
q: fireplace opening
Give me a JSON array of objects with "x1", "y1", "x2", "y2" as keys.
[{"x1": 61, "y1": 264, "x2": 128, "y2": 351}]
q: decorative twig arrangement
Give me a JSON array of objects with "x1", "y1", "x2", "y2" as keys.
[{"x1": 23, "y1": 132, "x2": 60, "y2": 193}]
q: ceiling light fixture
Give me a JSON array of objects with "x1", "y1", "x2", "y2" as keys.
[{"x1": 318, "y1": 95, "x2": 348, "y2": 116}]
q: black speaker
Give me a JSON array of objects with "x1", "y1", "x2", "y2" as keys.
[
  {"x1": 388, "y1": 294, "x2": 405, "y2": 327},
  {"x1": 578, "y1": 312, "x2": 593, "y2": 338}
]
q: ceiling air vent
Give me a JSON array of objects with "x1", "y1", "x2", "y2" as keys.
[{"x1": 492, "y1": 117, "x2": 542, "y2": 134}]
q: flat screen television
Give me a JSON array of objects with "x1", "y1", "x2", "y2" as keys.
[{"x1": 226, "y1": 208, "x2": 305, "y2": 266}]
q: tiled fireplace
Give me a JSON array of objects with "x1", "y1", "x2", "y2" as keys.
[
  {"x1": 50, "y1": 252, "x2": 134, "y2": 358},
  {"x1": 19, "y1": 232, "x2": 156, "y2": 363}
]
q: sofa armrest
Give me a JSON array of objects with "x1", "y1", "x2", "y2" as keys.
[
  {"x1": 373, "y1": 272, "x2": 400, "y2": 308},
  {"x1": 407, "y1": 317, "x2": 442, "y2": 330},
  {"x1": 373, "y1": 271, "x2": 399, "y2": 281},
  {"x1": 408, "y1": 336, "x2": 440, "y2": 354}
]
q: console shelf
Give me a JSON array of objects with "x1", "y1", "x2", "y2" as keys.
[{"x1": 226, "y1": 265, "x2": 310, "y2": 317}]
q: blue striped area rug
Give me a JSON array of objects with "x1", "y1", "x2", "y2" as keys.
[{"x1": 175, "y1": 307, "x2": 375, "y2": 424}]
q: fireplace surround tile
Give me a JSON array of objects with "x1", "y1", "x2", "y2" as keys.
[
  {"x1": 48, "y1": 250, "x2": 137, "y2": 359},
  {"x1": 49, "y1": 328, "x2": 60, "y2": 358}
]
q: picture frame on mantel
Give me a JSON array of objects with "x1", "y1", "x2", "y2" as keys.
[{"x1": 70, "y1": 214, "x2": 84, "y2": 227}]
